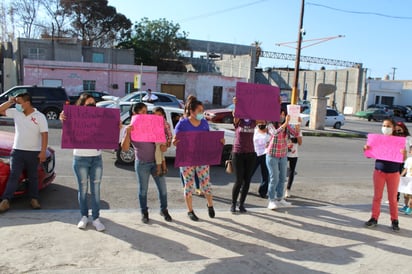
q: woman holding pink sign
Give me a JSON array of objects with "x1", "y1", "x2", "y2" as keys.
[
  {"x1": 364, "y1": 118, "x2": 406, "y2": 231},
  {"x1": 121, "y1": 103, "x2": 172, "y2": 224},
  {"x1": 59, "y1": 93, "x2": 105, "y2": 232},
  {"x1": 173, "y1": 99, "x2": 217, "y2": 221}
]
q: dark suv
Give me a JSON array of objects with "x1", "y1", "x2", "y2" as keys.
[{"x1": 0, "y1": 85, "x2": 69, "y2": 120}]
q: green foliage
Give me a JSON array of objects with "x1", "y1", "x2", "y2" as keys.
[
  {"x1": 118, "y1": 17, "x2": 188, "y2": 66},
  {"x1": 60, "y1": 0, "x2": 132, "y2": 47}
]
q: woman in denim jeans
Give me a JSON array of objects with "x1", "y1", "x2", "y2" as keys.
[
  {"x1": 121, "y1": 103, "x2": 172, "y2": 224},
  {"x1": 60, "y1": 93, "x2": 105, "y2": 232}
]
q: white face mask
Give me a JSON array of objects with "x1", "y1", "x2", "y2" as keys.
[{"x1": 381, "y1": 127, "x2": 393, "y2": 136}]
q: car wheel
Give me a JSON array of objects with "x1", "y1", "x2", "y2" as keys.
[
  {"x1": 367, "y1": 116, "x2": 372, "y2": 122},
  {"x1": 222, "y1": 116, "x2": 233, "y2": 124},
  {"x1": 221, "y1": 145, "x2": 232, "y2": 166},
  {"x1": 116, "y1": 145, "x2": 135, "y2": 165},
  {"x1": 44, "y1": 108, "x2": 59, "y2": 120},
  {"x1": 333, "y1": 122, "x2": 342, "y2": 129}
]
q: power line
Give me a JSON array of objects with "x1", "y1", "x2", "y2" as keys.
[
  {"x1": 180, "y1": 0, "x2": 269, "y2": 22},
  {"x1": 307, "y1": 2, "x2": 412, "y2": 20}
]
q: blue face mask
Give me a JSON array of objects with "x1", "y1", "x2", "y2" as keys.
[
  {"x1": 196, "y1": 113, "x2": 204, "y2": 121},
  {"x1": 15, "y1": 103, "x2": 24, "y2": 112}
]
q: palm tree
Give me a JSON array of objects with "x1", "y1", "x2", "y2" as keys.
[{"x1": 251, "y1": 41, "x2": 262, "y2": 67}]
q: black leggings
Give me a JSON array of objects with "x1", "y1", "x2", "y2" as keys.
[
  {"x1": 287, "y1": 157, "x2": 298, "y2": 190},
  {"x1": 232, "y1": 152, "x2": 257, "y2": 205}
]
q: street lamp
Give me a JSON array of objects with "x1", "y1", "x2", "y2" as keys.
[{"x1": 291, "y1": 0, "x2": 305, "y2": 105}]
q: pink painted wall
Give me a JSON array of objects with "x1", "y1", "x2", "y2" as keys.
[{"x1": 23, "y1": 59, "x2": 157, "y2": 97}]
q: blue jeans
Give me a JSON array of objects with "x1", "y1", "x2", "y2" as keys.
[
  {"x1": 73, "y1": 156, "x2": 103, "y2": 220},
  {"x1": 2, "y1": 149, "x2": 40, "y2": 200},
  {"x1": 134, "y1": 160, "x2": 168, "y2": 213},
  {"x1": 266, "y1": 155, "x2": 288, "y2": 200}
]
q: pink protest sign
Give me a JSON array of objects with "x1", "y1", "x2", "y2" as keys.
[
  {"x1": 130, "y1": 114, "x2": 166, "y2": 143},
  {"x1": 234, "y1": 82, "x2": 280, "y2": 121},
  {"x1": 175, "y1": 131, "x2": 224, "y2": 167},
  {"x1": 61, "y1": 105, "x2": 120, "y2": 149},
  {"x1": 364, "y1": 134, "x2": 406, "y2": 163}
]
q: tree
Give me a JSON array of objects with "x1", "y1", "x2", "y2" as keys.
[
  {"x1": 39, "y1": 0, "x2": 70, "y2": 39},
  {"x1": 11, "y1": 0, "x2": 42, "y2": 38},
  {"x1": 118, "y1": 17, "x2": 188, "y2": 66},
  {"x1": 60, "y1": 0, "x2": 132, "y2": 47}
]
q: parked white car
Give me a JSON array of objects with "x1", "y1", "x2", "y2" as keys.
[
  {"x1": 116, "y1": 103, "x2": 234, "y2": 165},
  {"x1": 300, "y1": 108, "x2": 345, "y2": 129}
]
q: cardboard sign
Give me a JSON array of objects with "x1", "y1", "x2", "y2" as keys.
[
  {"x1": 234, "y1": 82, "x2": 280, "y2": 121},
  {"x1": 61, "y1": 105, "x2": 120, "y2": 149},
  {"x1": 175, "y1": 131, "x2": 224, "y2": 167},
  {"x1": 364, "y1": 134, "x2": 406, "y2": 163},
  {"x1": 399, "y1": 177, "x2": 412, "y2": 195},
  {"x1": 130, "y1": 114, "x2": 166, "y2": 143},
  {"x1": 287, "y1": 104, "x2": 301, "y2": 125}
]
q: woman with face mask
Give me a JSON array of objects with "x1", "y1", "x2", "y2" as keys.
[
  {"x1": 59, "y1": 93, "x2": 105, "y2": 232},
  {"x1": 364, "y1": 118, "x2": 406, "y2": 232},
  {"x1": 173, "y1": 99, "x2": 216, "y2": 221},
  {"x1": 230, "y1": 99, "x2": 258, "y2": 213}
]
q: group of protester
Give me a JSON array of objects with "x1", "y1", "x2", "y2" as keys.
[
  {"x1": 0, "y1": 92, "x2": 305, "y2": 231},
  {"x1": 364, "y1": 119, "x2": 412, "y2": 232}
]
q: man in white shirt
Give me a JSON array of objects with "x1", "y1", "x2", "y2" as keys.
[
  {"x1": 0, "y1": 92, "x2": 48, "y2": 212},
  {"x1": 142, "y1": 89, "x2": 158, "y2": 103}
]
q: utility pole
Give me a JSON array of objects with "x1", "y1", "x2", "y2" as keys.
[
  {"x1": 392, "y1": 67, "x2": 397, "y2": 80},
  {"x1": 291, "y1": 0, "x2": 305, "y2": 105}
]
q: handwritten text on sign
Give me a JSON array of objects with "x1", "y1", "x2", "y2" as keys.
[
  {"x1": 287, "y1": 104, "x2": 301, "y2": 125},
  {"x1": 364, "y1": 134, "x2": 406, "y2": 163},
  {"x1": 131, "y1": 114, "x2": 166, "y2": 143},
  {"x1": 175, "y1": 131, "x2": 224, "y2": 167},
  {"x1": 234, "y1": 82, "x2": 280, "y2": 121},
  {"x1": 61, "y1": 105, "x2": 120, "y2": 149}
]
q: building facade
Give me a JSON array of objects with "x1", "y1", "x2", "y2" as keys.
[{"x1": 366, "y1": 79, "x2": 412, "y2": 108}]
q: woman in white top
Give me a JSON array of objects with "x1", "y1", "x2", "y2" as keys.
[
  {"x1": 251, "y1": 121, "x2": 271, "y2": 198},
  {"x1": 60, "y1": 93, "x2": 105, "y2": 232}
]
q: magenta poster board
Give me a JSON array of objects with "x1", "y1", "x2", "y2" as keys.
[
  {"x1": 175, "y1": 131, "x2": 224, "y2": 167},
  {"x1": 364, "y1": 134, "x2": 406, "y2": 163},
  {"x1": 61, "y1": 105, "x2": 120, "y2": 149},
  {"x1": 234, "y1": 82, "x2": 280, "y2": 121},
  {"x1": 130, "y1": 114, "x2": 166, "y2": 143}
]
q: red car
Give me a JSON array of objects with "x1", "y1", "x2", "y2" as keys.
[
  {"x1": 204, "y1": 104, "x2": 235, "y2": 123},
  {"x1": 0, "y1": 130, "x2": 56, "y2": 196}
]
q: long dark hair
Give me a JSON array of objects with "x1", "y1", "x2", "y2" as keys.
[
  {"x1": 130, "y1": 102, "x2": 147, "y2": 116},
  {"x1": 188, "y1": 100, "x2": 203, "y2": 116},
  {"x1": 184, "y1": 95, "x2": 197, "y2": 117},
  {"x1": 76, "y1": 93, "x2": 94, "y2": 106},
  {"x1": 395, "y1": 121, "x2": 410, "y2": 136},
  {"x1": 154, "y1": 106, "x2": 166, "y2": 119}
]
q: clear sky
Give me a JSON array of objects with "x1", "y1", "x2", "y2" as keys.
[{"x1": 109, "y1": 0, "x2": 411, "y2": 80}]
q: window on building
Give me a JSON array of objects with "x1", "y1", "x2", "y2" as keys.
[
  {"x1": 381, "y1": 96, "x2": 394, "y2": 106},
  {"x1": 375, "y1": 96, "x2": 380, "y2": 104},
  {"x1": 83, "y1": 80, "x2": 96, "y2": 91},
  {"x1": 28, "y1": 48, "x2": 46, "y2": 59},
  {"x1": 92, "y1": 52, "x2": 104, "y2": 63},
  {"x1": 125, "y1": 82, "x2": 136, "y2": 94}
]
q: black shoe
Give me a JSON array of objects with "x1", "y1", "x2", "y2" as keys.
[
  {"x1": 392, "y1": 220, "x2": 400, "y2": 232},
  {"x1": 142, "y1": 211, "x2": 149, "y2": 224},
  {"x1": 365, "y1": 217, "x2": 377, "y2": 228},
  {"x1": 160, "y1": 209, "x2": 172, "y2": 222},
  {"x1": 239, "y1": 205, "x2": 247, "y2": 213},
  {"x1": 188, "y1": 211, "x2": 199, "y2": 221},
  {"x1": 230, "y1": 204, "x2": 236, "y2": 213},
  {"x1": 207, "y1": 205, "x2": 215, "y2": 218}
]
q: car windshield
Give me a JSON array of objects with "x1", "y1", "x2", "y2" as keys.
[
  {"x1": 121, "y1": 92, "x2": 145, "y2": 102},
  {"x1": 302, "y1": 109, "x2": 310, "y2": 114}
]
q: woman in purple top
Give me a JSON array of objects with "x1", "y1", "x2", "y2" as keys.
[
  {"x1": 121, "y1": 103, "x2": 172, "y2": 224},
  {"x1": 173, "y1": 99, "x2": 215, "y2": 221},
  {"x1": 231, "y1": 112, "x2": 257, "y2": 213}
]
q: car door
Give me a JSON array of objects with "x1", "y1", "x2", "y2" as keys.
[{"x1": 325, "y1": 109, "x2": 338, "y2": 126}]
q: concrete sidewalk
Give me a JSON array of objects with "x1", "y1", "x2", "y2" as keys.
[{"x1": 1, "y1": 204, "x2": 411, "y2": 274}]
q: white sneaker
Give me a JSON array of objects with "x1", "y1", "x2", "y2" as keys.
[
  {"x1": 277, "y1": 199, "x2": 292, "y2": 207},
  {"x1": 268, "y1": 200, "x2": 278, "y2": 210},
  {"x1": 285, "y1": 190, "x2": 291, "y2": 198},
  {"x1": 77, "y1": 216, "x2": 88, "y2": 229},
  {"x1": 92, "y1": 218, "x2": 105, "y2": 232}
]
